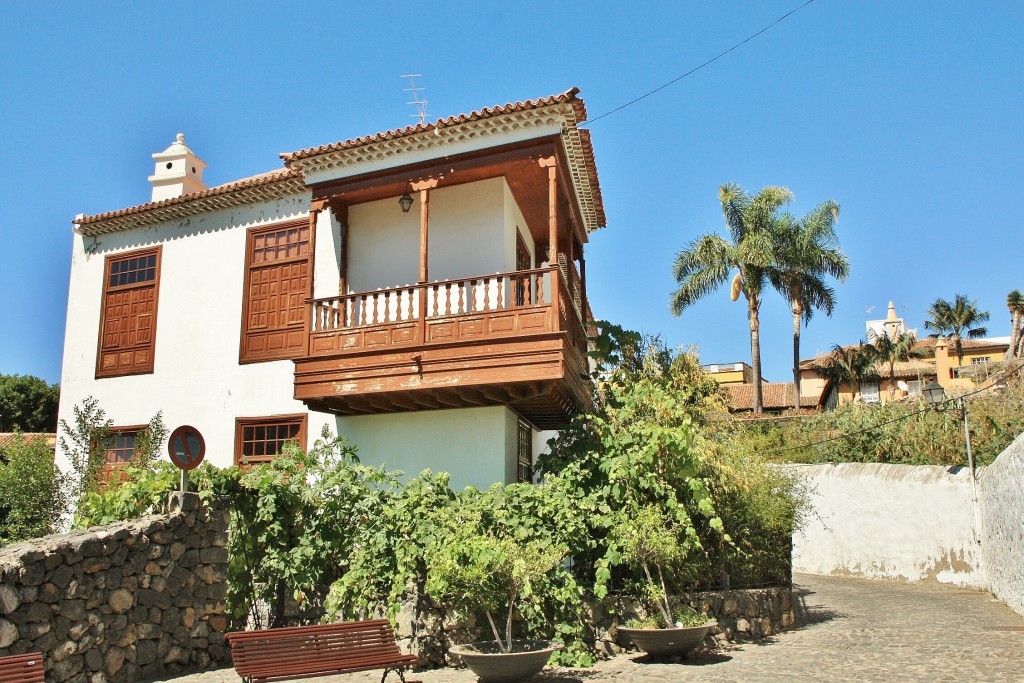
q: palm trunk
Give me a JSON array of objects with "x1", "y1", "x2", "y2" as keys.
[
  {"x1": 792, "y1": 298, "x2": 802, "y2": 411},
  {"x1": 749, "y1": 296, "x2": 764, "y2": 415},
  {"x1": 1011, "y1": 312, "x2": 1021, "y2": 360},
  {"x1": 888, "y1": 362, "x2": 896, "y2": 401}
]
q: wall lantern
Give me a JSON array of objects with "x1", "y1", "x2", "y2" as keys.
[
  {"x1": 922, "y1": 380, "x2": 946, "y2": 407},
  {"x1": 398, "y1": 188, "x2": 414, "y2": 213}
]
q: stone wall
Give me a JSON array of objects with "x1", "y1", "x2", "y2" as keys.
[
  {"x1": 0, "y1": 492, "x2": 230, "y2": 683},
  {"x1": 392, "y1": 586, "x2": 794, "y2": 667},
  {"x1": 979, "y1": 432, "x2": 1024, "y2": 616}
]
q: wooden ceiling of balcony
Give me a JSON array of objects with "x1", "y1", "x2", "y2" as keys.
[
  {"x1": 310, "y1": 137, "x2": 585, "y2": 249},
  {"x1": 302, "y1": 379, "x2": 582, "y2": 430}
]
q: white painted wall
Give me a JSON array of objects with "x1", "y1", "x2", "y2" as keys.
[
  {"x1": 978, "y1": 433, "x2": 1024, "y2": 616},
  {"x1": 335, "y1": 406, "x2": 517, "y2": 491},
  {"x1": 347, "y1": 178, "x2": 509, "y2": 294},
  {"x1": 502, "y1": 182, "x2": 535, "y2": 272},
  {"x1": 789, "y1": 463, "x2": 985, "y2": 587},
  {"x1": 57, "y1": 193, "x2": 337, "y2": 471}
]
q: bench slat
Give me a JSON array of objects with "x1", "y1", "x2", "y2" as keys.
[{"x1": 0, "y1": 652, "x2": 46, "y2": 683}]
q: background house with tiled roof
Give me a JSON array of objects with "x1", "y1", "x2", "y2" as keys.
[{"x1": 59, "y1": 90, "x2": 605, "y2": 489}]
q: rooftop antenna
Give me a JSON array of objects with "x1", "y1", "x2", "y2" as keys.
[
  {"x1": 865, "y1": 306, "x2": 875, "y2": 318},
  {"x1": 401, "y1": 74, "x2": 429, "y2": 125}
]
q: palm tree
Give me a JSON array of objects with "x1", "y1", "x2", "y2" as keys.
[
  {"x1": 868, "y1": 330, "x2": 918, "y2": 400},
  {"x1": 769, "y1": 201, "x2": 850, "y2": 409},
  {"x1": 819, "y1": 343, "x2": 877, "y2": 402},
  {"x1": 670, "y1": 183, "x2": 793, "y2": 415},
  {"x1": 1007, "y1": 290, "x2": 1023, "y2": 360},
  {"x1": 924, "y1": 294, "x2": 990, "y2": 365}
]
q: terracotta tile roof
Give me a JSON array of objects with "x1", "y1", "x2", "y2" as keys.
[
  {"x1": 0, "y1": 433, "x2": 57, "y2": 450},
  {"x1": 282, "y1": 89, "x2": 588, "y2": 163},
  {"x1": 73, "y1": 169, "x2": 306, "y2": 235},
  {"x1": 724, "y1": 383, "x2": 819, "y2": 411}
]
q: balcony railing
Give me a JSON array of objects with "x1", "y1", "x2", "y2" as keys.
[{"x1": 307, "y1": 266, "x2": 584, "y2": 357}]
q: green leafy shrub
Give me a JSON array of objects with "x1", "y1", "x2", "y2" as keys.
[
  {"x1": 0, "y1": 434, "x2": 68, "y2": 544},
  {"x1": 719, "y1": 375, "x2": 1024, "y2": 467}
]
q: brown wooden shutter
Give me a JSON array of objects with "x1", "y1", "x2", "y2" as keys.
[
  {"x1": 97, "y1": 247, "x2": 161, "y2": 378},
  {"x1": 241, "y1": 222, "x2": 311, "y2": 362}
]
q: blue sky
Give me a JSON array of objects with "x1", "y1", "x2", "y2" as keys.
[{"x1": 2, "y1": 1, "x2": 1021, "y2": 386}]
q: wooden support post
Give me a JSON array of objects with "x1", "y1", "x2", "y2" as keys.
[
  {"x1": 306, "y1": 199, "x2": 328, "y2": 357},
  {"x1": 538, "y1": 157, "x2": 558, "y2": 266},
  {"x1": 580, "y1": 254, "x2": 587, "y2": 326},
  {"x1": 331, "y1": 202, "x2": 349, "y2": 296},
  {"x1": 538, "y1": 157, "x2": 560, "y2": 332},
  {"x1": 411, "y1": 178, "x2": 438, "y2": 341}
]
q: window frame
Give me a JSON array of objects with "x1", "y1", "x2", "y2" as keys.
[
  {"x1": 516, "y1": 418, "x2": 533, "y2": 484},
  {"x1": 233, "y1": 414, "x2": 308, "y2": 468},
  {"x1": 239, "y1": 220, "x2": 312, "y2": 364},
  {"x1": 99, "y1": 424, "x2": 147, "y2": 486},
  {"x1": 861, "y1": 382, "x2": 880, "y2": 403},
  {"x1": 95, "y1": 246, "x2": 162, "y2": 378}
]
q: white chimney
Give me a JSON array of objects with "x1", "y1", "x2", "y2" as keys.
[{"x1": 148, "y1": 133, "x2": 208, "y2": 202}]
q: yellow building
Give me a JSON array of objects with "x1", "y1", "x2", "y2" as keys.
[{"x1": 703, "y1": 362, "x2": 755, "y2": 385}]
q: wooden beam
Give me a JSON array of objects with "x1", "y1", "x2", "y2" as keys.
[
  {"x1": 412, "y1": 178, "x2": 439, "y2": 283},
  {"x1": 310, "y1": 138, "x2": 557, "y2": 204},
  {"x1": 432, "y1": 389, "x2": 466, "y2": 408},
  {"x1": 329, "y1": 201, "x2": 350, "y2": 296},
  {"x1": 459, "y1": 387, "x2": 490, "y2": 407},
  {"x1": 539, "y1": 157, "x2": 558, "y2": 265}
]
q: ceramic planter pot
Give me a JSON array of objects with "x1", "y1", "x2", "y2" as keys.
[
  {"x1": 617, "y1": 622, "x2": 716, "y2": 658},
  {"x1": 448, "y1": 639, "x2": 563, "y2": 682}
]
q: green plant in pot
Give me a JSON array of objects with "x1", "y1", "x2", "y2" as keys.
[
  {"x1": 426, "y1": 494, "x2": 566, "y2": 682},
  {"x1": 613, "y1": 505, "x2": 717, "y2": 658}
]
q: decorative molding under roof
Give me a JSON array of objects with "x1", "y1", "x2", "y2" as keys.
[{"x1": 74, "y1": 170, "x2": 307, "y2": 236}]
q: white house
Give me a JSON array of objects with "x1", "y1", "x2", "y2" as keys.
[{"x1": 57, "y1": 89, "x2": 606, "y2": 490}]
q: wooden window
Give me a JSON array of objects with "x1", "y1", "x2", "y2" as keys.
[
  {"x1": 96, "y1": 247, "x2": 161, "y2": 378},
  {"x1": 99, "y1": 425, "x2": 145, "y2": 486},
  {"x1": 234, "y1": 414, "x2": 307, "y2": 467},
  {"x1": 240, "y1": 221, "x2": 311, "y2": 363},
  {"x1": 516, "y1": 419, "x2": 532, "y2": 483}
]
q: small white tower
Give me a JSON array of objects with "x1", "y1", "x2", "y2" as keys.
[{"x1": 148, "y1": 133, "x2": 208, "y2": 202}]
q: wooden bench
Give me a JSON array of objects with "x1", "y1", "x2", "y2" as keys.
[
  {"x1": 0, "y1": 652, "x2": 45, "y2": 683},
  {"x1": 225, "y1": 619, "x2": 417, "y2": 683}
]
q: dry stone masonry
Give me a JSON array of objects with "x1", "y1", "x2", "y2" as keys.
[
  {"x1": 0, "y1": 492, "x2": 230, "y2": 683},
  {"x1": 390, "y1": 585, "x2": 794, "y2": 667}
]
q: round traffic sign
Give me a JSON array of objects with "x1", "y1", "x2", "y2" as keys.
[{"x1": 168, "y1": 425, "x2": 206, "y2": 470}]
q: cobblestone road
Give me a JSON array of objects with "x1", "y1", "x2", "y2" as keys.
[{"x1": 146, "y1": 574, "x2": 1024, "y2": 683}]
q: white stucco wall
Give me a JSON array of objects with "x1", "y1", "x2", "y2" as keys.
[
  {"x1": 335, "y1": 406, "x2": 518, "y2": 491},
  {"x1": 56, "y1": 193, "x2": 337, "y2": 470},
  {"x1": 347, "y1": 179, "x2": 509, "y2": 294},
  {"x1": 978, "y1": 433, "x2": 1024, "y2": 615},
  {"x1": 789, "y1": 463, "x2": 985, "y2": 587}
]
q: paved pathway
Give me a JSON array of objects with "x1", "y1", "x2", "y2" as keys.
[{"x1": 146, "y1": 574, "x2": 1024, "y2": 683}]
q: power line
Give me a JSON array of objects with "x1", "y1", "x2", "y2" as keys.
[{"x1": 581, "y1": 0, "x2": 818, "y2": 127}]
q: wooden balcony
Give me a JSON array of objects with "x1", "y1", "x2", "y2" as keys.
[{"x1": 293, "y1": 267, "x2": 591, "y2": 429}]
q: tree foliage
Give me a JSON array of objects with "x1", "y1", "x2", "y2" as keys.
[
  {"x1": 670, "y1": 184, "x2": 794, "y2": 414},
  {"x1": 768, "y1": 201, "x2": 849, "y2": 408},
  {"x1": 0, "y1": 434, "x2": 68, "y2": 544},
  {"x1": 0, "y1": 373, "x2": 60, "y2": 432},
  {"x1": 924, "y1": 294, "x2": 990, "y2": 364},
  {"x1": 58, "y1": 397, "x2": 167, "y2": 509}
]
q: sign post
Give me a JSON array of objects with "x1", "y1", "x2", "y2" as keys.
[{"x1": 167, "y1": 425, "x2": 206, "y2": 492}]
